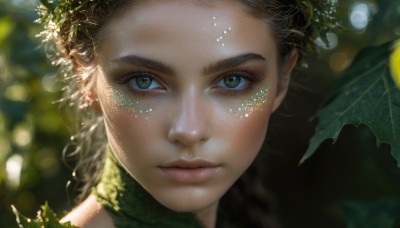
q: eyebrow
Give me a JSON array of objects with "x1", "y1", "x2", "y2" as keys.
[
  {"x1": 202, "y1": 53, "x2": 266, "y2": 75},
  {"x1": 112, "y1": 53, "x2": 266, "y2": 75},
  {"x1": 113, "y1": 55, "x2": 175, "y2": 75}
]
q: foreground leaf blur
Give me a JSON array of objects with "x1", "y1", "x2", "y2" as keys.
[{"x1": 12, "y1": 202, "x2": 76, "y2": 228}]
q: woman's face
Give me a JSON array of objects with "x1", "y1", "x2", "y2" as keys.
[{"x1": 94, "y1": 0, "x2": 291, "y2": 217}]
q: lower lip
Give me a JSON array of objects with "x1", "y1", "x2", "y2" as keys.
[{"x1": 159, "y1": 167, "x2": 219, "y2": 183}]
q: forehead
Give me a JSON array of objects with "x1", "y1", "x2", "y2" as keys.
[{"x1": 97, "y1": 0, "x2": 277, "y2": 64}]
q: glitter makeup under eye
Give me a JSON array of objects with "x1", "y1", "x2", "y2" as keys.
[
  {"x1": 108, "y1": 87, "x2": 153, "y2": 118},
  {"x1": 229, "y1": 87, "x2": 269, "y2": 118}
]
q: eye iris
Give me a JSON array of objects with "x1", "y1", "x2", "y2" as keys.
[
  {"x1": 223, "y1": 75, "x2": 241, "y2": 88},
  {"x1": 136, "y1": 76, "x2": 152, "y2": 89}
]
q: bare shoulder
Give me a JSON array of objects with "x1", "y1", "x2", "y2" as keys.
[{"x1": 61, "y1": 195, "x2": 114, "y2": 228}]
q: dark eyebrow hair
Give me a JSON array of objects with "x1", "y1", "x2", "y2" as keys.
[
  {"x1": 112, "y1": 53, "x2": 265, "y2": 76},
  {"x1": 112, "y1": 55, "x2": 175, "y2": 75},
  {"x1": 202, "y1": 53, "x2": 266, "y2": 75}
]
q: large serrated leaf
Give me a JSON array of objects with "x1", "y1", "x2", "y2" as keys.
[{"x1": 301, "y1": 39, "x2": 400, "y2": 166}]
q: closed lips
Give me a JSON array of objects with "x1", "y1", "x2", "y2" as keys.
[{"x1": 158, "y1": 160, "x2": 221, "y2": 183}]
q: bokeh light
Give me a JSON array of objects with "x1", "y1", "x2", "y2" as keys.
[
  {"x1": 316, "y1": 32, "x2": 339, "y2": 50},
  {"x1": 4, "y1": 83, "x2": 29, "y2": 102},
  {"x1": 349, "y1": 2, "x2": 374, "y2": 31},
  {"x1": 329, "y1": 52, "x2": 351, "y2": 72},
  {"x1": 6, "y1": 154, "x2": 24, "y2": 189},
  {"x1": 12, "y1": 123, "x2": 33, "y2": 148},
  {"x1": 42, "y1": 74, "x2": 61, "y2": 93}
]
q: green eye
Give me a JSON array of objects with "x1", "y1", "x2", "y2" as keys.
[
  {"x1": 135, "y1": 76, "x2": 153, "y2": 89},
  {"x1": 223, "y1": 75, "x2": 242, "y2": 88},
  {"x1": 128, "y1": 75, "x2": 161, "y2": 91}
]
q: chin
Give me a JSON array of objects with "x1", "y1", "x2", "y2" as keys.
[{"x1": 152, "y1": 185, "x2": 224, "y2": 213}]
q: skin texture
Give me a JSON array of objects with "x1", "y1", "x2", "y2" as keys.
[
  {"x1": 61, "y1": 195, "x2": 113, "y2": 228},
  {"x1": 64, "y1": 0, "x2": 298, "y2": 227}
]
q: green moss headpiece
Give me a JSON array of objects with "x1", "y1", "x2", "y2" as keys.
[
  {"x1": 300, "y1": 0, "x2": 340, "y2": 52},
  {"x1": 37, "y1": 0, "x2": 340, "y2": 60}
]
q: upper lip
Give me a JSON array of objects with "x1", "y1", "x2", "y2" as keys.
[{"x1": 159, "y1": 159, "x2": 220, "y2": 168}]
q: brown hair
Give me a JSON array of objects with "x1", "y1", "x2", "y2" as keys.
[{"x1": 43, "y1": 0, "x2": 311, "y2": 227}]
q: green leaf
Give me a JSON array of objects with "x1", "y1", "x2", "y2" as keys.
[
  {"x1": 301, "y1": 39, "x2": 400, "y2": 166},
  {"x1": 12, "y1": 202, "x2": 77, "y2": 228},
  {"x1": 40, "y1": 0, "x2": 57, "y2": 10},
  {"x1": 12, "y1": 205, "x2": 41, "y2": 228}
]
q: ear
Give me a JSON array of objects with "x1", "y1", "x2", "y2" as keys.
[
  {"x1": 272, "y1": 49, "x2": 299, "y2": 112},
  {"x1": 84, "y1": 89, "x2": 102, "y2": 112},
  {"x1": 81, "y1": 73, "x2": 102, "y2": 112}
]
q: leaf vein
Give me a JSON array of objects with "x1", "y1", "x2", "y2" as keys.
[
  {"x1": 342, "y1": 60, "x2": 386, "y2": 90},
  {"x1": 381, "y1": 64, "x2": 396, "y2": 141},
  {"x1": 339, "y1": 75, "x2": 382, "y2": 117}
]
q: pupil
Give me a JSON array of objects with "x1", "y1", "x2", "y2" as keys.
[
  {"x1": 136, "y1": 77, "x2": 152, "y2": 89},
  {"x1": 224, "y1": 76, "x2": 240, "y2": 88}
]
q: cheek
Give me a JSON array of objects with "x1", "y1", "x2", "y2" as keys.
[
  {"x1": 95, "y1": 79, "x2": 154, "y2": 156},
  {"x1": 224, "y1": 109, "x2": 270, "y2": 161},
  {"x1": 99, "y1": 98, "x2": 160, "y2": 177},
  {"x1": 223, "y1": 87, "x2": 271, "y2": 149},
  {"x1": 100, "y1": 97, "x2": 154, "y2": 147},
  {"x1": 216, "y1": 96, "x2": 273, "y2": 175}
]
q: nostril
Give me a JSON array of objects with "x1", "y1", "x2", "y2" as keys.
[{"x1": 167, "y1": 128, "x2": 208, "y2": 147}]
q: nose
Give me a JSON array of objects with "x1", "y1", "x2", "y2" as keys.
[{"x1": 167, "y1": 91, "x2": 210, "y2": 147}]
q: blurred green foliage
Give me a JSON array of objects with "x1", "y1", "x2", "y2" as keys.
[
  {"x1": 0, "y1": 0, "x2": 399, "y2": 228},
  {"x1": 0, "y1": 0, "x2": 70, "y2": 227}
]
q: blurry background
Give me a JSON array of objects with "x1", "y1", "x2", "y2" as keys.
[{"x1": 0, "y1": 0, "x2": 399, "y2": 227}]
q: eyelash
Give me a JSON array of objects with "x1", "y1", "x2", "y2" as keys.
[
  {"x1": 116, "y1": 70, "x2": 262, "y2": 96},
  {"x1": 213, "y1": 71, "x2": 261, "y2": 96},
  {"x1": 116, "y1": 71, "x2": 165, "y2": 94}
]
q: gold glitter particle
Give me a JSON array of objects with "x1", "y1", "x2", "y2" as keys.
[
  {"x1": 108, "y1": 87, "x2": 153, "y2": 118},
  {"x1": 230, "y1": 87, "x2": 269, "y2": 118}
]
